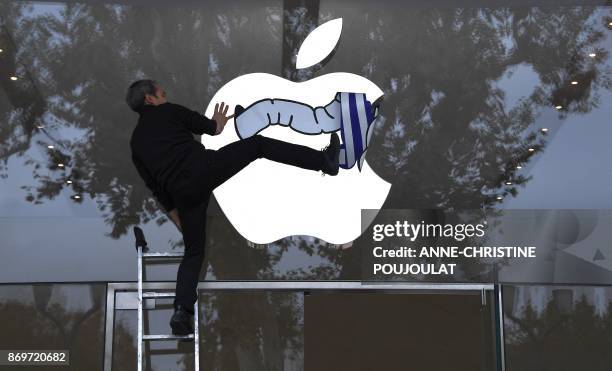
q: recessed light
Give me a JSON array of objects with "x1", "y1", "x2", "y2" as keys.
[
  {"x1": 609, "y1": 21, "x2": 612, "y2": 26},
  {"x1": 9, "y1": 76, "x2": 18, "y2": 81},
  {"x1": 36, "y1": 125, "x2": 44, "y2": 129},
  {"x1": 555, "y1": 105, "x2": 562, "y2": 110},
  {"x1": 73, "y1": 195, "x2": 81, "y2": 199},
  {"x1": 496, "y1": 196, "x2": 503, "y2": 200},
  {"x1": 0, "y1": 48, "x2": 3, "y2": 53},
  {"x1": 541, "y1": 128, "x2": 549, "y2": 132},
  {"x1": 516, "y1": 165, "x2": 523, "y2": 169},
  {"x1": 571, "y1": 81, "x2": 578, "y2": 85},
  {"x1": 57, "y1": 163, "x2": 64, "y2": 167},
  {"x1": 505, "y1": 181, "x2": 512, "y2": 185},
  {"x1": 66, "y1": 180, "x2": 73, "y2": 184},
  {"x1": 528, "y1": 148, "x2": 535, "y2": 152},
  {"x1": 47, "y1": 145, "x2": 54, "y2": 149},
  {"x1": 589, "y1": 53, "x2": 597, "y2": 57}
]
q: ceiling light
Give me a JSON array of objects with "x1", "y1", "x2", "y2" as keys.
[
  {"x1": 555, "y1": 105, "x2": 562, "y2": 110},
  {"x1": 571, "y1": 81, "x2": 578, "y2": 85},
  {"x1": 0, "y1": 48, "x2": 3, "y2": 53},
  {"x1": 516, "y1": 165, "x2": 523, "y2": 169},
  {"x1": 609, "y1": 21, "x2": 612, "y2": 26},
  {"x1": 66, "y1": 180, "x2": 73, "y2": 184},
  {"x1": 541, "y1": 128, "x2": 549, "y2": 132},
  {"x1": 47, "y1": 145, "x2": 54, "y2": 149},
  {"x1": 72, "y1": 195, "x2": 81, "y2": 199},
  {"x1": 9, "y1": 76, "x2": 18, "y2": 81},
  {"x1": 589, "y1": 53, "x2": 596, "y2": 58},
  {"x1": 57, "y1": 163, "x2": 64, "y2": 167},
  {"x1": 36, "y1": 125, "x2": 44, "y2": 129},
  {"x1": 505, "y1": 181, "x2": 512, "y2": 185},
  {"x1": 496, "y1": 196, "x2": 503, "y2": 200},
  {"x1": 528, "y1": 148, "x2": 535, "y2": 152}
]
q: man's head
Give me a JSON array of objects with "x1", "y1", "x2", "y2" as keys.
[{"x1": 125, "y1": 79, "x2": 167, "y2": 112}]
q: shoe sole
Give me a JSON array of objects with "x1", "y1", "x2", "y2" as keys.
[{"x1": 329, "y1": 148, "x2": 340, "y2": 175}]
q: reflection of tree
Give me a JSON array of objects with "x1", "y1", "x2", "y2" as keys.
[
  {"x1": 505, "y1": 293, "x2": 612, "y2": 370},
  {"x1": 1, "y1": 2, "x2": 222, "y2": 236},
  {"x1": 1, "y1": 4, "x2": 610, "y2": 368},
  {"x1": 1, "y1": 4, "x2": 300, "y2": 370},
  {"x1": 189, "y1": 212, "x2": 305, "y2": 369},
  {"x1": 323, "y1": 6, "x2": 612, "y2": 281},
  {"x1": 0, "y1": 285, "x2": 136, "y2": 370},
  {"x1": 342, "y1": 6, "x2": 612, "y2": 209},
  {"x1": 0, "y1": 4, "x2": 611, "y2": 277},
  {"x1": 0, "y1": 20, "x2": 45, "y2": 179},
  {"x1": 197, "y1": 292, "x2": 302, "y2": 370},
  {"x1": 32, "y1": 285, "x2": 102, "y2": 351},
  {"x1": 282, "y1": 0, "x2": 319, "y2": 82}
]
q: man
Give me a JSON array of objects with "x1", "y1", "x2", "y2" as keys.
[{"x1": 126, "y1": 79, "x2": 340, "y2": 336}]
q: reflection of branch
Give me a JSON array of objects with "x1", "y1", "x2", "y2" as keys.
[
  {"x1": 0, "y1": 24, "x2": 46, "y2": 166},
  {"x1": 282, "y1": 0, "x2": 320, "y2": 82},
  {"x1": 506, "y1": 312, "x2": 539, "y2": 343},
  {"x1": 65, "y1": 286, "x2": 101, "y2": 346},
  {"x1": 32, "y1": 285, "x2": 101, "y2": 349},
  {"x1": 33, "y1": 285, "x2": 67, "y2": 344},
  {"x1": 505, "y1": 301, "x2": 570, "y2": 345},
  {"x1": 540, "y1": 316, "x2": 569, "y2": 340}
]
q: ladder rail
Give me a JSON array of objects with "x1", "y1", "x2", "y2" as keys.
[
  {"x1": 134, "y1": 226, "x2": 147, "y2": 371},
  {"x1": 194, "y1": 299, "x2": 200, "y2": 371},
  {"x1": 137, "y1": 244, "x2": 143, "y2": 371},
  {"x1": 132, "y1": 226, "x2": 199, "y2": 371}
]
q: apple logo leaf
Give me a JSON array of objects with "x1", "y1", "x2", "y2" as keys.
[{"x1": 296, "y1": 18, "x2": 343, "y2": 69}]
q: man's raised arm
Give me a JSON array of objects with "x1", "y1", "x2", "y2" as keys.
[{"x1": 171, "y1": 103, "x2": 218, "y2": 136}]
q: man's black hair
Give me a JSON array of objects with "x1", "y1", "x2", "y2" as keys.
[{"x1": 126, "y1": 79, "x2": 157, "y2": 113}]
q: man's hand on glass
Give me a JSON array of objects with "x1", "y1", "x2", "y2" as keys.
[{"x1": 212, "y1": 102, "x2": 235, "y2": 135}]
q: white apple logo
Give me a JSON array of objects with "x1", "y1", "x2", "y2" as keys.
[{"x1": 204, "y1": 18, "x2": 391, "y2": 245}]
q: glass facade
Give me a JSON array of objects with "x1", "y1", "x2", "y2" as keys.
[
  {"x1": 0, "y1": 0, "x2": 611, "y2": 370},
  {"x1": 111, "y1": 291, "x2": 304, "y2": 370},
  {"x1": 0, "y1": 284, "x2": 107, "y2": 370},
  {"x1": 0, "y1": 1, "x2": 610, "y2": 282},
  {"x1": 503, "y1": 285, "x2": 612, "y2": 371}
]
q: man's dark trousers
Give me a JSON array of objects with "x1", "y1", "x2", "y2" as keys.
[{"x1": 169, "y1": 134, "x2": 325, "y2": 312}]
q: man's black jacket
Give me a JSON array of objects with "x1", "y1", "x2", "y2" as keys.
[{"x1": 130, "y1": 102, "x2": 217, "y2": 212}]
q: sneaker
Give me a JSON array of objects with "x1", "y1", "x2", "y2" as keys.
[{"x1": 321, "y1": 132, "x2": 340, "y2": 176}]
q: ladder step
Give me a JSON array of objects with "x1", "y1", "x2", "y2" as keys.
[
  {"x1": 143, "y1": 334, "x2": 194, "y2": 341},
  {"x1": 142, "y1": 291, "x2": 176, "y2": 298},
  {"x1": 142, "y1": 252, "x2": 184, "y2": 258}
]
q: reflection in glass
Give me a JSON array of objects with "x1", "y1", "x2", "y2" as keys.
[
  {"x1": 0, "y1": 1, "x2": 610, "y2": 282},
  {"x1": 504, "y1": 285, "x2": 612, "y2": 370},
  {"x1": 0, "y1": 283, "x2": 108, "y2": 370},
  {"x1": 112, "y1": 291, "x2": 303, "y2": 370}
]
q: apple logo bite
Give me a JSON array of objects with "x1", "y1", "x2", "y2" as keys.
[{"x1": 204, "y1": 18, "x2": 391, "y2": 245}]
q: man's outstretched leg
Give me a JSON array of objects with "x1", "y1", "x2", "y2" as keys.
[
  {"x1": 207, "y1": 133, "x2": 340, "y2": 190},
  {"x1": 170, "y1": 196, "x2": 210, "y2": 336}
]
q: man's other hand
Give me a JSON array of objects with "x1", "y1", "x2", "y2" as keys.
[{"x1": 212, "y1": 102, "x2": 235, "y2": 135}]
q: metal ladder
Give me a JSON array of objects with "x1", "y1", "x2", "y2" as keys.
[{"x1": 133, "y1": 226, "x2": 200, "y2": 371}]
